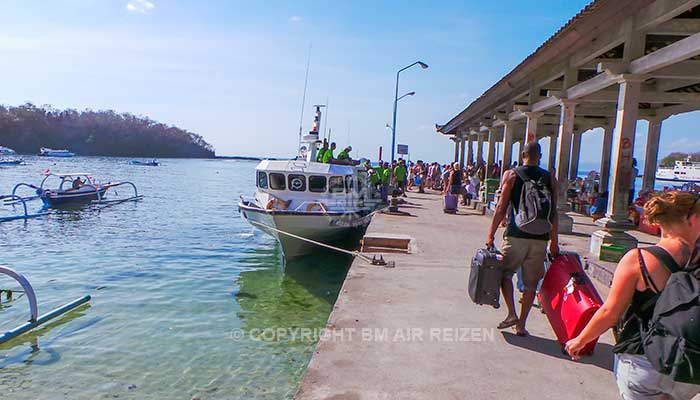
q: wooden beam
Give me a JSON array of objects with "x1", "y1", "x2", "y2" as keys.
[
  {"x1": 634, "y1": 0, "x2": 700, "y2": 32},
  {"x1": 648, "y1": 18, "x2": 700, "y2": 35},
  {"x1": 630, "y1": 31, "x2": 700, "y2": 74},
  {"x1": 566, "y1": 72, "x2": 621, "y2": 100},
  {"x1": 650, "y1": 60, "x2": 700, "y2": 80}
]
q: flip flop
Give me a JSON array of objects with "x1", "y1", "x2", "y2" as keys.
[{"x1": 497, "y1": 318, "x2": 519, "y2": 330}]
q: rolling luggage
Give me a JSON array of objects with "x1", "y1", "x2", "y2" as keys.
[
  {"x1": 443, "y1": 194, "x2": 458, "y2": 213},
  {"x1": 538, "y1": 252, "x2": 603, "y2": 355},
  {"x1": 468, "y1": 248, "x2": 504, "y2": 308}
]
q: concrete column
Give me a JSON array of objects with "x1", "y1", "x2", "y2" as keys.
[
  {"x1": 600, "y1": 125, "x2": 613, "y2": 193},
  {"x1": 591, "y1": 78, "x2": 643, "y2": 257},
  {"x1": 524, "y1": 112, "x2": 543, "y2": 144},
  {"x1": 459, "y1": 136, "x2": 467, "y2": 169},
  {"x1": 569, "y1": 131, "x2": 582, "y2": 180},
  {"x1": 501, "y1": 122, "x2": 515, "y2": 181},
  {"x1": 555, "y1": 100, "x2": 577, "y2": 234},
  {"x1": 642, "y1": 119, "x2": 663, "y2": 191},
  {"x1": 476, "y1": 133, "x2": 484, "y2": 165},
  {"x1": 467, "y1": 136, "x2": 474, "y2": 165},
  {"x1": 517, "y1": 139, "x2": 524, "y2": 166},
  {"x1": 548, "y1": 134, "x2": 557, "y2": 172},
  {"x1": 486, "y1": 129, "x2": 497, "y2": 176},
  {"x1": 453, "y1": 137, "x2": 459, "y2": 163}
]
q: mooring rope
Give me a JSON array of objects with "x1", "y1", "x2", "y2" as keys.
[{"x1": 247, "y1": 219, "x2": 377, "y2": 264}]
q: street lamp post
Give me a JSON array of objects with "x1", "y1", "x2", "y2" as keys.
[{"x1": 391, "y1": 61, "x2": 428, "y2": 162}]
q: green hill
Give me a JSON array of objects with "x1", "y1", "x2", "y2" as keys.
[
  {"x1": 659, "y1": 152, "x2": 700, "y2": 167},
  {"x1": 0, "y1": 103, "x2": 215, "y2": 158}
]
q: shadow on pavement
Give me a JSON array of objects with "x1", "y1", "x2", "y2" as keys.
[{"x1": 502, "y1": 331, "x2": 614, "y2": 372}]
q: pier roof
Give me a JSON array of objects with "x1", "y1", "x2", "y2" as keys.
[{"x1": 438, "y1": 0, "x2": 700, "y2": 138}]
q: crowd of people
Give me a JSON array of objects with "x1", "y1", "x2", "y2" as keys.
[{"x1": 363, "y1": 157, "x2": 503, "y2": 204}]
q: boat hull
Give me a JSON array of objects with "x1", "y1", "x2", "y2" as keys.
[
  {"x1": 41, "y1": 187, "x2": 108, "y2": 207},
  {"x1": 238, "y1": 202, "x2": 371, "y2": 259}
]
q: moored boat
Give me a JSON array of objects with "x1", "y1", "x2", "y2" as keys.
[
  {"x1": 38, "y1": 147, "x2": 75, "y2": 157},
  {"x1": 0, "y1": 146, "x2": 16, "y2": 155},
  {"x1": 239, "y1": 106, "x2": 379, "y2": 259},
  {"x1": 0, "y1": 158, "x2": 24, "y2": 165},
  {"x1": 129, "y1": 159, "x2": 160, "y2": 166},
  {"x1": 656, "y1": 156, "x2": 700, "y2": 183},
  {"x1": 12, "y1": 172, "x2": 142, "y2": 208}
]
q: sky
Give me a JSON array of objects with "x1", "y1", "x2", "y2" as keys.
[{"x1": 0, "y1": 0, "x2": 698, "y2": 169}]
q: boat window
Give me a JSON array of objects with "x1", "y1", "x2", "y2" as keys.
[
  {"x1": 257, "y1": 171, "x2": 268, "y2": 189},
  {"x1": 288, "y1": 174, "x2": 306, "y2": 192},
  {"x1": 269, "y1": 173, "x2": 286, "y2": 190},
  {"x1": 309, "y1": 176, "x2": 327, "y2": 193},
  {"x1": 329, "y1": 176, "x2": 345, "y2": 193},
  {"x1": 345, "y1": 176, "x2": 354, "y2": 193},
  {"x1": 357, "y1": 171, "x2": 367, "y2": 193}
]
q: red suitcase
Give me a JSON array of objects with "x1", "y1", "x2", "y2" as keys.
[{"x1": 538, "y1": 252, "x2": 603, "y2": 355}]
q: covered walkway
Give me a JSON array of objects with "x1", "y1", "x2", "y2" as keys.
[{"x1": 437, "y1": 0, "x2": 700, "y2": 257}]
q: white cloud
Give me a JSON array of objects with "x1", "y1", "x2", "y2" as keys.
[
  {"x1": 288, "y1": 16, "x2": 302, "y2": 23},
  {"x1": 126, "y1": 0, "x2": 155, "y2": 14}
]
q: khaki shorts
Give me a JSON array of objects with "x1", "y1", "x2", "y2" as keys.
[{"x1": 501, "y1": 236, "x2": 547, "y2": 290}]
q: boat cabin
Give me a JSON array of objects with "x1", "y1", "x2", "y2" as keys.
[{"x1": 254, "y1": 160, "x2": 370, "y2": 212}]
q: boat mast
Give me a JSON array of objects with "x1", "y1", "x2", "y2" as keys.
[{"x1": 298, "y1": 44, "x2": 312, "y2": 152}]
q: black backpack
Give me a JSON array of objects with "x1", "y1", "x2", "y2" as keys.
[
  {"x1": 640, "y1": 247, "x2": 700, "y2": 384},
  {"x1": 512, "y1": 168, "x2": 552, "y2": 235}
]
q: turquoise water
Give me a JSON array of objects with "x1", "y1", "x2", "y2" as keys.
[{"x1": 0, "y1": 157, "x2": 350, "y2": 399}]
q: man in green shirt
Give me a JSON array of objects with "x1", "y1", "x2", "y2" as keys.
[
  {"x1": 380, "y1": 162, "x2": 391, "y2": 203},
  {"x1": 316, "y1": 140, "x2": 328, "y2": 163},
  {"x1": 393, "y1": 159, "x2": 407, "y2": 197},
  {"x1": 322, "y1": 142, "x2": 336, "y2": 163},
  {"x1": 337, "y1": 146, "x2": 352, "y2": 161}
]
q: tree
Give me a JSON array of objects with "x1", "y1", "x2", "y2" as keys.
[
  {"x1": 659, "y1": 152, "x2": 700, "y2": 167},
  {"x1": 0, "y1": 104, "x2": 215, "y2": 157}
]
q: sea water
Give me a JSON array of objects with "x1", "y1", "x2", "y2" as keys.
[{"x1": 0, "y1": 157, "x2": 350, "y2": 399}]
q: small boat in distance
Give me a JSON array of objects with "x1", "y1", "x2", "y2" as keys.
[
  {"x1": 12, "y1": 172, "x2": 142, "y2": 208},
  {"x1": 0, "y1": 158, "x2": 24, "y2": 166},
  {"x1": 0, "y1": 146, "x2": 16, "y2": 155},
  {"x1": 129, "y1": 159, "x2": 160, "y2": 166},
  {"x1": 656, "y1": 156, "x2": 700, "y2": 183},
  {"x1": 38, "y1": 147, "x2": 75, "y2": 157}
]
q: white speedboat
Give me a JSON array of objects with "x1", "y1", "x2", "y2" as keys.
[
  {"x1": 238, "y1": 106, "x2": 378, "y2": 259},
  {"x1": 39, "y1": 147, "x2": 75, "y2": 157},
  {"x1": 656, "y1": 156, "x2": 700, "y2": 183},
  {"x1": 0, "y1": 146, "x2": 16, "y2": 155}
]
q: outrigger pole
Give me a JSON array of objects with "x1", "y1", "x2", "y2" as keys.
[{"x1": 0, "y1": 266, "x2": 91, "y2": 344}]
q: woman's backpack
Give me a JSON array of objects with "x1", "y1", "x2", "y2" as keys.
[{"x1": 640, "y1": 247, "x2": 700, "y2": 384}]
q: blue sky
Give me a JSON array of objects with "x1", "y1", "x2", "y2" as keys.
[{"x1": 1, "y1": 0, "x2": 698, "y2": 168}]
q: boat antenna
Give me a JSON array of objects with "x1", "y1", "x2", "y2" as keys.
[
  {"x1": 298, "y1": 44, "x2": 312, "y2": 149},
  {"x1": 323, "y1": 96, "x2": 330, "y2": 140}
]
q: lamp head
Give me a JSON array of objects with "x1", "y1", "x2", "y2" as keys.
[
  {"x1": 407, "y1": 91, "x2": 416, "y2": 96},
  {"x1": 417, "y1": 61, "x2": 429, "y2": 69}
]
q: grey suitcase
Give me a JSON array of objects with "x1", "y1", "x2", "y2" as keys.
[{"x1": 468, "y1": 248, "x2": 504, "y2": 308}]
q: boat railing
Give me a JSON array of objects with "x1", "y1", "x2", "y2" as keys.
[
  {"x1": 10, "y1": 182, "x2": 40, "y2": 202},
  {"x1": 94, "y1": 181, "x2": 143, "y2": 206},
  {"x1": 0, "y1": 265, "x2": 91, "y2": 344},
  {"x1": 0, "y1": 194, "x2": 52, "y2": 222}
]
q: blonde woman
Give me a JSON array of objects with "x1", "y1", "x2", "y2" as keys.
[{"x1": 565, "y1": 191, "x2": 700, "y2": 399}]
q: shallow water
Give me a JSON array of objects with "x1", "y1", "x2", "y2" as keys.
[{"x1": 0, "y1": 157, "x2": 350, "y2": 399}]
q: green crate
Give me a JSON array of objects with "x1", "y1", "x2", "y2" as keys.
[{"x1": 600, "y1": 243, "x2": 627, "y2": 263}]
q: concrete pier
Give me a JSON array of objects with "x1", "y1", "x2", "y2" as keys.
[{"x1": 296, "y1": 193, "x2": 621, "y2": 400}]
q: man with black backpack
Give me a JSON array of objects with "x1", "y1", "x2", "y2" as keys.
[{"x1": 486, "y1": 142, "x2": 559, "y2": 336}]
